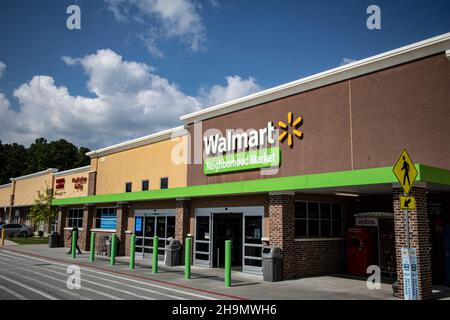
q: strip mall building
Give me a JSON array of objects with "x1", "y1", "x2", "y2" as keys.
[{"x1": 2, "y1": 33, "x2": 450, "y2": 299}]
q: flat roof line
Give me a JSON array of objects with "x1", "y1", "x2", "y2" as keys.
[
  {"x1": 53, "y1": 166, "x2": 91, "y2": 177},
  {"x1": 10, "y1": 168, "x2": 59, "y2": 182},
  {"x1": 86, "y1": 126, "x2": 186, "y2": 158},
  {"x1": 180, "y1": 32, "x2": 450, "y2": 123}
]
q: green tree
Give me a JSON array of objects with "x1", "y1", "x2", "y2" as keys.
[
  {"x1": 28, "y1": 186, "x2": 59, "y2": 235},
  {"x1": 48, "y1": 139, "x2": 79, "y2": 170},
  {"x1": 25, "y1": 138, "x2": 50, "y2": 174},
  {"x1": 0, "y1": 142, "x2": 27, "y2": 184},
  {"x1": 75, "y1": 146, "x2": 91, "y2": 168}
]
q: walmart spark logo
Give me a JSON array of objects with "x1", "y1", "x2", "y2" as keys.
[{"x1": 278, "y1": 112, "x2": 303, "y2": 148}]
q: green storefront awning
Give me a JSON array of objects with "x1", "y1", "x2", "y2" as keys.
[{"x1": 52, "y1": 164, "x2": 450, "y2": 206}]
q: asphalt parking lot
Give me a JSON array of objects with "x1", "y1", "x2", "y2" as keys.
[{"x1": 0, "y1": 244, "x2": 398, "y2": 300}]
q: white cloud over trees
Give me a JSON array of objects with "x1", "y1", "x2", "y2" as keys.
[{"x1": 0, "y1": 49, "x2": 261, "y2": 149}]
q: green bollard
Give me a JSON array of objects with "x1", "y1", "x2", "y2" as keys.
[
  {"x1": 225, "y1": 240, "x2": 231, "y2": 287},
  {"x1": 152, "y1": 236, "x2": 159, "y2": 273},
  {"x1": 110, "y1": 233, "x2": 116, "y2": 266},
  {"x1": 130, "y1": 234, "x2": 136, "y2": 270},
  {"x1": 89, "y1": 232, "x2": 95, "y2": 263},
  {"x1": 71, "y1": 230, "x2": 77, "y2": 259},
  {"x1": 184, "y1": 237, "x2": 191, "y2": 280}
]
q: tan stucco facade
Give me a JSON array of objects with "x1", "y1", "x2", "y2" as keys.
[
  {"x1": 0, "y1": 184, "x2": 12, "y2": 207},
  {"x1": 94, "y1": 136, "x2": 188, "y2": 195},
  {"x1": 13, "y1": 172, "x2": 55, "y2": 207},
  {"x1": 53, "y1": 169, "x2": 90, "y2": 199}
]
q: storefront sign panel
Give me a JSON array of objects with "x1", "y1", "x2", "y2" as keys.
[{"x1": 204, "y1": 147, "x2": 280, "y2": 175}]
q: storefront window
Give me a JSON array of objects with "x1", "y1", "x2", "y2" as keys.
[
  {"x1": 95, "y1": 207, "x2": 117, "y2": 229},
  {"x1": 295, "y1": 201, "x2": 343, "y2": 238},
  {"x1": 125, "y1": 182, "x2": 132, "y2": 193},
  {"x1": 160, "y1": 177, "x2": 168, "y2": 189},
  {"x1": 142, "y1": 180, "x2": 149, "y2": 191},
  {"x1": 68, "y1": 208, "x2": 83, "y2": 228}
]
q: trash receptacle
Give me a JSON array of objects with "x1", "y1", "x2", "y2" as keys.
[
  {"x1": 106, "y1": 236, "x2": 117, "y2": 257},
  {"x1": 262, "y1": 246, "x2": 283, "y2": 282},
  {"x1": 48, "y1": 231, "x2": 58, "y2": 248},
  {"x1": 165, "y1": 239, "x2": 182, "y2": 266}
]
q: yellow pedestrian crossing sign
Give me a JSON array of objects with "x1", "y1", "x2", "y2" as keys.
[
  {"x1": 400, "y1": 196, "x2": 416, "y2": 210},
  {"x1": 393, "y1": 148, "x2": 418, "y2": 195}
]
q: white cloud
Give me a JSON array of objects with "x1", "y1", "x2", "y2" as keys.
[
  {"x1": 340, "y1": 57, "x2": 357, "y2": 66},
  {"x1": 199, "y1": 75, "x2": 261, "y2": 107},
  {"x1": 0, "y1": 61, "x2": 6, "y2": 79},
  {"x1": 0, "y1": 49, "x2": 261, "y2": 148},
  {"x1": 61, "y1": 55, "x2": 79, "y2": 66},
  {"x1": 105, "y1": 0, "x2": 206, "y2": 57}
]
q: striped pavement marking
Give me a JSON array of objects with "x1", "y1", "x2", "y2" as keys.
[
  {"x1": 1, "y1": 249, "x2": 229, "y2": 300},
  {"x1": 1, "y1": 247, "x2": 248, "y2": 300},
  {"x1": 0, "y1": 275, "x2": 58, "y2": 300},
  {"x1": 0, "y1": 285, "x2": 29, "y2": 300},
  {"x1": 0, "y1": 259, "x2": 122, "y2": 300}
]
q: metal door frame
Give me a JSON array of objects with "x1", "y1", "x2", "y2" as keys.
[
  {"x1": 194, "y1": 206, "x2": 264, "y2": 275},
  {"x1": 134, "y1": 209, "x2": 176, "y2": 260}
]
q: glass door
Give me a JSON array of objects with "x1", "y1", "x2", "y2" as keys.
[
  {"x1": 194, "y1": 215, "x2": 212, "y2": 267},
  {"x1": 243, "y1": 214, "x2": 263, "y2": 274},
  {"x1": 143, "y1": 216, "x2": 155, "y2": 256},
  {"x1": 134, "y1": 212, "x2": 176, "y2": 259},
  {"x1": 134, "y1": 215, "x2": 144, "y2": 256}
]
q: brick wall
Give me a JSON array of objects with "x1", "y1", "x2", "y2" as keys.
[
  {"x1": 81, "y1": 205, "x2": 94, "y2": 251},
  {"x1": 63, "y1": 228, "x2": 87, "y2": 251},
  {"x1": 175, "y1": 200, "x2": 190, "y2": 244},
  {"x1": 269, "y1": 193, "x2": 345, "y2": 280},
  {"x1": 393, "y1": 187, "x2": 432, "y2": 300},
  {"x1": 125, "y1": 232, "x2": 132, "y2": 256},
  {"x1": 115, "y1": 204, "x2": 128, "y2": 256}
]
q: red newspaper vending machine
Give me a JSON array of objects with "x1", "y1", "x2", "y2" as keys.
[{"x1": 347, "y1": 228, "x2": 378, "y2": 276}]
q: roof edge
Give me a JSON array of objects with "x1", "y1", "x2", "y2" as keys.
[
  {"x1": 10, "y1": 168, "x2": 59, "y2": 182},
  {"x1": 86, "y1": 126, "x2": 187, "y2": 158},
  {"x1": 53, "y1": 166, "x2": 91, "y2": 177}
]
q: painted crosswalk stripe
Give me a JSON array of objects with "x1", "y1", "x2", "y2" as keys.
[
  {"x1": 0, "y1": 275, "x2": 58, "y2": 300},
  {"x1": 36, "y1": 267, "x2": 155, "y2": 300},
  {"x1": 0, "y1": 285, "x2": 29, "y2": 300},
  {"x1": 0, "y1": 259, "x2": 122, "y2": 300},
  {"x1": 3, "y1": 267, "x2": 90, "y2": 300},
  {"x1": 2, "y1": 250, "x2": 219, "y2": 300},
  {"x1": 46, "y1": 263, "x2": 186, "y2": 300}
]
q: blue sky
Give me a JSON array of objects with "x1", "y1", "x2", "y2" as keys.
[{"x1": 0, "y1": 0, "x2": 449, "y2": 149}]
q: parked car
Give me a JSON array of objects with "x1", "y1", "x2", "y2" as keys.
[{"x1": 0, "y1": 223, "x2": 32, "y2": 237}]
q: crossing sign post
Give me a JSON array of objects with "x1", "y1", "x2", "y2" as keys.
[{"x1": 393, "y1": 148, "x2": 420, "y2": 300}]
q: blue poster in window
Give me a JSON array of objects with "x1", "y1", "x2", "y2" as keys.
[
  {"x1": 100, "y1": 218, "x2": 117, "y2": 229},
  {"x1": 135, "y1": 217, "x2": 143, "y2": 232},
  {"x1": 100, "y1": 210, "x2": 117, "y2": 229}
]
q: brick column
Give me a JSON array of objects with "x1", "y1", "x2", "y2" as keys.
[
  {"x1": 175, "y1": 199, "x2": 191, "y2": 264},
  {"x1": 81, "y1": 205, "x2": 95, "y2": 251},
  {"x1": 56, "y1": 207, "x2": 67, "y2": 247},
  {"x1": 176, "y1": 199, "x2": 191, "y2": 244},
  {"x1": 393, "y1": 186, "x2": 432, "y2": 300},
  {"x1": 116, "y1": 203, "x2": 128, "y2": 256},
  {"x1": 268, "y1": 192, "x2": 295, "y2": 280}
]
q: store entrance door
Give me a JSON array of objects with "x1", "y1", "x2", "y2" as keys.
[{"x1": 212, "y1": 213, "x2": 243, "y2": 268}]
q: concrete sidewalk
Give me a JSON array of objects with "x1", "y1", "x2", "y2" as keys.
[
  {"x1": 2, "y1": 244, "x2": 398, "y2": 300},
  {"x1": 1, "y1": 240, "x2": 18, "y2": 246}
]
